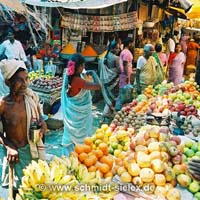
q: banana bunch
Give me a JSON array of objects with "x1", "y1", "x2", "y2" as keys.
[
  {"x1": 17, "y1": 155, "x2": 116, "y2": 200},
  {"x1": 16, "y1": 188, "x2": 44, "y2": 200}
]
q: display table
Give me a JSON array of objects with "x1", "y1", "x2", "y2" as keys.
[{"x1": 30, "y1": 86, "x2": 61, "y2": 114}]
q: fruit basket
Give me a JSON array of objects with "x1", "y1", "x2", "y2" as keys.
[
  {"x1": 29, "y1": 84, "x2": 62, "y2": 93},
  {"x1": 59, "y1": 53, "x2": 73, "y2": 60},
  {"x1": 46, "y1": 117, "x2": 63, "y2": 130}
]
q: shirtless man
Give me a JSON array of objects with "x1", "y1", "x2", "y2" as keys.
[{"x1": 0, "y1": 59, "x2": 47, "y2": 196}]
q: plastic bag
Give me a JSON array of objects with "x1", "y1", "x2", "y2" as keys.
[
  {"x1": 120, "y1": 84, "x2": 134, "y2": 104},
  {"x1": 44, "y1": 62, "x2": 56, "y2": 76}
]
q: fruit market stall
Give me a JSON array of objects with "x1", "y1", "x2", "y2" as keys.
[
  {"x1": 28, "y1": 70, "x2": 63, "y2": 115},
  {"x1": 15, "y1": 79, "x2": 200, "y2": 200}
]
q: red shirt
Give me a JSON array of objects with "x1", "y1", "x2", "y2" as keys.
[{"x1": 68, "y1": 76, "x2": 86, "y2": 97}]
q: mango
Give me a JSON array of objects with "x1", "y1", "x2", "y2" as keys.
[
  {"x1": 151, "y1": 159, "x2": 165, "y2": 173},
  {"x1": 173, "y1": 164, "x2": 186, "y2": 175},
  {"x1": 154, "y1": 186, "x2": 167, "y2": 198},
  {"x1": 132, "y1": 176, "x2": 143, "y2": 187},
  {"x1": 164, "y1": 167, "x2": 176, "y2": 182},
  {"x1": 148, "y1": 142, "x2": 161, "y2": 152},
  {"x1": 137, "y1": 152, "x2": 151, "y2": 168},
  {"x1": 154, "y1": 174, "x2": 166, "y2": 186},
  {"x1": 161, "y1": 151, "x2": 169, "y2": 162},
  {"x1": 120, "y1": 171, "x2": 132, "y2": 183},
  {"x1": 166, "y1": 188, "x2": 181, "y2": 200},
  {"x1": 140, "y1": 168, "x2": 154, "y2": 183},
  {"x1": 150, "y1": 151, "x2": 161, "y2": 160},
  {"x1": 127, "y1": 163, "x2": 140, "y2": 176},
  {"x1": 177, "y1": 174, "x2": 191, "y2": 187}
]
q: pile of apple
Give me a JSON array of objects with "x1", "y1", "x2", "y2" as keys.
[
  {"x1": 176, "y1": 141, "x2": 200, "y2": 199},
  {"x1": 30, "y1": 76, "x2": 63, "y2": 91},
  {"x1": 114, "y1": 125, "x2": 183, "y2": 200}
]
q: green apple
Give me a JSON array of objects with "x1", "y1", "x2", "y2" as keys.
[
  {"x1": 191, "y1": 144, "x2": 199, "y2": 153},
  {"x1": 185, "y1": 149, "x2": 195, "y2": 158},
  {"x1": 189, "y1": 181, "x2": 200, "y2": 193},
  {"x1": 195, "y1": 151, "x2": 200, "y2": 157},
  {"x1": 194, "y1": 192, "x2": 200, "y2": 200},
  {"x1": 188, "y1": 99, "x2": 194, "y2": 104},
  {"x1": 184, "y1": 147, "x2": 190, "y2": 153},
  {"x1": 185, "y1": 141, "x2": 195, "y2": 148},
  {"x1": 183, "y1": 92, "x2": 191, "y2": 99}
]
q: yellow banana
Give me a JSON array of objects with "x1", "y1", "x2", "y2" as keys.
[
  {"x1": 38, "y1": 159, "x2": 51, "y2": 175},
  {"x1": 50, "y1": 165, "x2": 63, "y2": 183},
  {"x1": 21, "y1": 176, "x2": 31, "y2": 188},
  {"x1": 77, "y1": 164, "x2": 88, "y2": 181},
  {"x1": 42, "y1": 190, "x2": 51, "y2": 198},
  {"x1": 61, "y1": 156, "x2": 72, "y2": 169},
  {"x1": 70, "y1": 155, "x2": 79, "y2": 172},
  {"x1": 81, "y1": 171, "x2": 96, "y2": 184},
  {"x1": 58, "y1": 175, "x2": 75, "y2": 185}
]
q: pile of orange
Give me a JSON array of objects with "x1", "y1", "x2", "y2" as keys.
[
  {"x1": 132, "y1": 100, "x2": 149, "y2": 113},
  {"x1": 144, "y1": 86, "x2": 154, "y2": 98},
  {"x1": 73, "y1": 137, "x2": 114, "y2": 178}
]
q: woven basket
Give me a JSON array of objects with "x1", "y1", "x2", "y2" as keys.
[{"x1": 46, "y1": 118, "x2": 64, "y2": 130}]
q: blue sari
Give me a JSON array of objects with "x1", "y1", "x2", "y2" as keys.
[{"x1": 61, "y1": 73, "x2": 93, "y2": 156}]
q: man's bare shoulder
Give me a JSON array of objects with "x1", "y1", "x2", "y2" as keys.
[{"x1": 0, "y1": 96, "x2": 8, "y2": 114}]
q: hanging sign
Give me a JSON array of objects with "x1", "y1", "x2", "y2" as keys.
[{"x1": 61, "y1": 11, "x2": 140, "y2": 32}]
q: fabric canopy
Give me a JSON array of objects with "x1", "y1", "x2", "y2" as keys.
[
  {"x1": 187, "y1": 0, "x2": 200, "y2": 19},
  {"x1": 22, "y1": 0, "x2": 128, "y2": 9},
  {"x1": 0, "y1": 0, "x2": 26, "y2": 13}
]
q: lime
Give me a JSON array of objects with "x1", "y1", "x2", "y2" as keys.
[
  {"x1": 108, "y1": 147, "x2": 114, "y2": 154},
  {"x1": 111, "y1": 142, "x2": 118, "y2": 150}
]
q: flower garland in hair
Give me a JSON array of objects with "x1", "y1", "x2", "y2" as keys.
[{"x1": 67, "y1": 61, "x2": 75, "y2": 76}]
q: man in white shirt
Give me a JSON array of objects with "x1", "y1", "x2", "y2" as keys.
[
  {"x1": 166, "y1": 33, "x2": 175, "y2": 59},
  {"x1": 0, "y1": 32, "x2": 27, "y2": 62}
]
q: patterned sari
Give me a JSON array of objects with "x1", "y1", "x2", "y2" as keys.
[{"x1": 168, "y1": 52, "x2": 186, "y2": 86}]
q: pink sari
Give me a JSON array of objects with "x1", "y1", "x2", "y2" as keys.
[{"x1": 168, "y1": 52, "x2": 186, "y2": 86}]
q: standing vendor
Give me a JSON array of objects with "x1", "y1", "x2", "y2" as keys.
[{"x1": 0, "y1": 59, "x2": 47, "y2": 198}]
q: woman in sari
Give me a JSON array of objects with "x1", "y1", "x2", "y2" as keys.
[
  {"x1": 186, "y1": 38, "x2": 200, "y2": 66},
  {"x1": 100, "y1": 40, "x2": 120, "y2": 121},
  {"x1": 115, "y1": 37, "x2": 134, "y2": 111},
  {"x1": 61, "y1": 54, "x2": 101, "y2": 156},
  {"x1": 136, "y1": 44, "x2": 157, "y2": 94},
  {"x1": 168, "y1": 43, "x2": 186, "y2": 86},
  {"x1": 152, "y1": 43, "x2": 166, "y2": 85}
]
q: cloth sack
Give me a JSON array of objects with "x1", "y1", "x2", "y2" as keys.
[{"x1": 120, "y1": 84, "x2": 134, "y2": 104}]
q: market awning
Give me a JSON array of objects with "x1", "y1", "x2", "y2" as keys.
[
  {"x1": 21, "y1": 0, "x2": 128, "y2": 9},
  {"x1": 0, "y1": 0, "x2": 26, "y2": 13},
  {"x1": 187, "y1": 0, "x2": 200, "y2": 19},
  {"x1": 165, "y1": 6, "x2": 188, "y2": 19}
]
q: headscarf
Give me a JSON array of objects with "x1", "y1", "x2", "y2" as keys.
[
  {"x1": 144, "y1": 44, "x2": 153, "y2": 52},
  {"x1": 0, "y1": 59, "x2": 27, "y2": 80}
]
